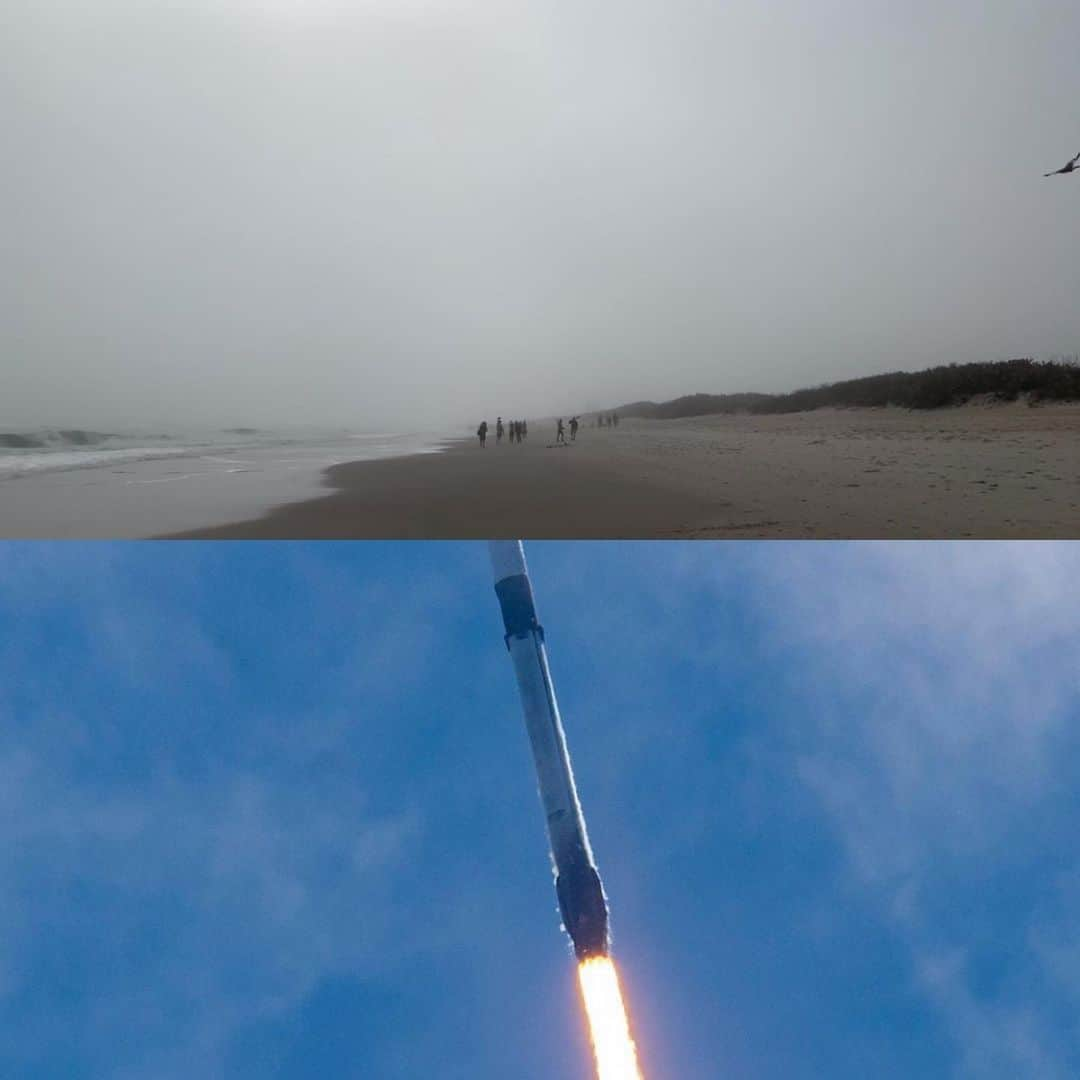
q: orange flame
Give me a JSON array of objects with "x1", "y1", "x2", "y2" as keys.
[{"x1": 577, "y1": 956, "x2": 644, "y2": 1080}]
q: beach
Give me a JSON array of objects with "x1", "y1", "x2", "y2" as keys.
[{"x1": 171, "y1": 402, "x2": 1080, "y2": 539}]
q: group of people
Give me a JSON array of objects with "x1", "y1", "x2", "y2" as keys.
[
  {"x1": 556, "y1": 412, "x2": 619, "y2": 441},
  {"x1": 476, "y1": 417, "x2": 528, "y2": 447},
  {"x1": 476, "y1": 410, "x2": 619, "y2": 448},
  {"x1": 554, "y1": 416, "x2": 580, "y2": 443}
]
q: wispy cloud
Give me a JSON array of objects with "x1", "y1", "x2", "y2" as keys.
[
  {"x1": 713, "y1": 543, "x2": 1080, "y2": 1078},
  {"x1": 0, "y1": 546, "x2": 442, "y2": 1078}
]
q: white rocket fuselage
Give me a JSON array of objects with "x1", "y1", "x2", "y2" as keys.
[{"x1": 490, "y1": 541, "x2": 610, "y2": 959}]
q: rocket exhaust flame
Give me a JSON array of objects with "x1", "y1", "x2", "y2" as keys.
[{"x1": 578, "y1": 957, "x2": 644, "y2": 1080}]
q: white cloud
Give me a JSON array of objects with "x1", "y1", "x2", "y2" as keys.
[
  {"x1": 0, "y1": 548, "x2": 441, "y2": 1078},
  {"x1": 0, "y1": 740, "x2": 422, "y2": 1077},
  {"x1": 713, "y1": 542, "x2": 1080, "y2": 1078}
]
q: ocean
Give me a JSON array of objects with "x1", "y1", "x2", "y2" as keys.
[
  {"x1": 0, "y1": 425, "x2": 454, "y2": 537},
  {"x1": 0, "y1": 426, "x2": 448, "y2": 480}
]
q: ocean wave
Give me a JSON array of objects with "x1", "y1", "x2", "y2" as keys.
[
  {"x1": 0, "y1": 446, "x2": 198, "y2": 479},
  {"x1": 0, "y1": 429, "x2": 119, "y2": 450}
]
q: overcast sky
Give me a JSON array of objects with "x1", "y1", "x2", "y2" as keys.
[
  {"x1": 4, "y1": 1, "x2": 1080, "y2": 429},
  {"x1": 2, "y1": 540, "x2": 1080, "y2": 1077}
]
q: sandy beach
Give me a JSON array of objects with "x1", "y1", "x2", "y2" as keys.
[{"x1": 168, "y1": 402, "x2": 1080, "y2": 539}]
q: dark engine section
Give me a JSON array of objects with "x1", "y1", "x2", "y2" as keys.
[{"x1": 556, "y1": 863, "x2": 610, "y2": 960}]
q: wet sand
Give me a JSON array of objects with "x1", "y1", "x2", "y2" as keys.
[{"x1": 168, "y1": 403, "x2": 1080, "y2": 539}]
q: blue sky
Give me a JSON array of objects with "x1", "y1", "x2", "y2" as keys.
[{"x1": 1, "y1": 541, "x2": 1078, "y2": 1079}]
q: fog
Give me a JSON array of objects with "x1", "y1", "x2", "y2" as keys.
[{"x1": 4, "y1": 0, "x2": 1079, "y2": 430}]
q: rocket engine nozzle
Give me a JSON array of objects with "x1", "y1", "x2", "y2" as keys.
[{"x1": 557, "y1": 863, "x2": 611, "y2": 960}]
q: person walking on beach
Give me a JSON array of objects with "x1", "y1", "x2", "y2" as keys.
[
  {"x1": 556, "y1": 418, "x2": 566, "y2": 443},
  {"x1": 477, "y1": 420, "x2": 488, "y2": 448},
  {"x1": 612, "y1": 412, "x2": 619, "y2": 428},
  {"x1": 521, "y1": 420, "x2": 528, "y2": 441},
  {"x1": 569, "y1": 416, "x2": 579, "y2": 441},
  {"x1": 496, "y1": 417, "x2": 504, "y2": 444}
]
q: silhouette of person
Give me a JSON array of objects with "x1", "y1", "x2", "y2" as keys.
[
  {"x1": 570, "y1": 416, "x2": 579, "y2": 441},
  {"x1": 521, "y1": 420, "x2": 528, "y2": 441},
  {"x1": 556, "y1": 418, "x2": 566, "y2": 443},
  {"x1": 496, "y1": 417, "x2": 504, "y2": 444},
  {"x1": 478, "y1": 420, "x2": 488, "y2": 448},
  {"x1": 612, "y1": 412, "x2": 619, "y2": 428}
]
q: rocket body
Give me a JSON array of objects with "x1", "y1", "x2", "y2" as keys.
[{"x1": 490, "y1": 541, "x2": 610, "y2": 960}]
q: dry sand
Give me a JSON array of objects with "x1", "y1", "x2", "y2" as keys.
[{"x1": 169, "y1": 402, "x2": 1080, "y2": 538}]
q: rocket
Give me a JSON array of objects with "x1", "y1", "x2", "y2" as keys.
[{"x1": 490, "y1": 541, "x2": 610, "y2": 961}]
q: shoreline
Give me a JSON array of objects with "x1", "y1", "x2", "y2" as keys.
[
  {"x1": 162, "y1": 434, "x2": 727, "y2": 539},
  {"x1": 164, "y1": 403, "x2": 1080, "y2": 539}
]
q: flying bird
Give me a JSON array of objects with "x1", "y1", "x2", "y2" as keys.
[{"x1": 1044, "y1": 150, "x2": 1080, "y2": 177}]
